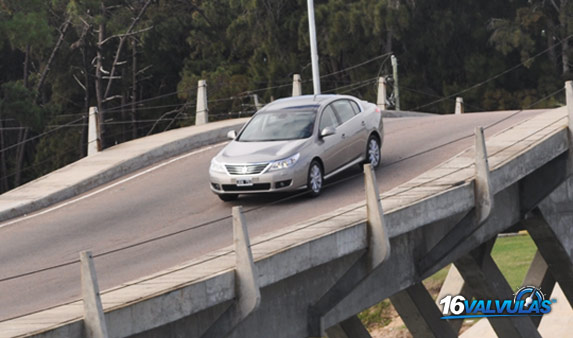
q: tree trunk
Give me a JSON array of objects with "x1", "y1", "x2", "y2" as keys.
[
  {"x1": 14, "y1": 127, "x2": 28, "y2": 187},
  {"x1": 103, "y1": 0, "x2": 153, "y2": 100},
  {"x1": 80, "y1": 47, "x2": 90, "y2": 158},
  {"x1": 95, "y1": 1, "x2": 106, "y2": 148},
  {"x1": 386, "y1": 30, "x2": 393, "y2": 54},
  {"x1": 23, "y1": 43, "x2": 30, "y2": 89},
  {"x1": 0, "y1": 117, "x2": 9, "y2": 193},
  {"x1": 562, "y1": 37, "x2": 570, "y2": 76},
  {"x1": 35, "y1": 20, "x2": 71, "y2": 103},
  {"x1": 120, "y1": 72, "x2": 127, "y2": 143},
  {"x1": 560, "y1": 0, "x2": 571, "y2": 76},
  {"x1": 131, "y1": 38, "x2": 138, "y2": 139},
  {"x1": 546, "y1": 22, "x2": 559, "y2": 73}
]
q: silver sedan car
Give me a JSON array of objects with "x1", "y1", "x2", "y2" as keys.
[{"x1": 209, "y1": 94, "x2": 383, "y2": 201}]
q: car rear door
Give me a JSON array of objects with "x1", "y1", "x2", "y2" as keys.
[{"x1": 331, "y1": 99, "x2": 367, "y2": 164}]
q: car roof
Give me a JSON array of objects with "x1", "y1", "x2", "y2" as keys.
[{"x1": 261, "y1": 94, "x2": 357, "y2": 112}]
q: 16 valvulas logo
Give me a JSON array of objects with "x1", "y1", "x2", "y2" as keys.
[{"x1": 439, "y1": 286, "x2": 556, "y2": 319}]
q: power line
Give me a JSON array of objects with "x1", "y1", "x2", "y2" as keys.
[
  {"x1": 101, "y1": 87, "x2": 198, "y2": 114},
  {"x1": 319, "y1": 52, "x2": 392, "y2": 80},
  {"x1": 0, "y1": 117, "x2": 85, "y2": 155},
  {"x1": 398, "y1": 85, "x2": 485, "y2": 111},
  {"x1": 412, "y1": 35, "x2": 572, "y2": 111},
  {"x1": 0, "y1": 88, "x2": 562, "y2": 287},
  {"x1": 323, "y1": 77, "x2": 378, "y2": 94}
]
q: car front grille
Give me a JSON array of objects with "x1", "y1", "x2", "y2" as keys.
[
  {"x1": 225, "y1": 163, "x2": 269, "y2": 175},
  {"x1": 222, "y1": 183, "x2": 271, "y2": 191}
]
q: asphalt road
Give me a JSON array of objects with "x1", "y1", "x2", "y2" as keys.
[{"x1": 0, "y1": 109, "x2": 544, "y2": 321}]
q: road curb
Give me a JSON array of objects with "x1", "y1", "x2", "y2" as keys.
[
  {"x1": 382, "y1": 110, "x2": 434, "y2": 118},
  {"x1": 0, "y1": 118, "x2": 248, "y2": 223}
]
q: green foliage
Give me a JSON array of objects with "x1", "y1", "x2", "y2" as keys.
[
  {"x1": 0, "y1": 81, "x2": 43, "y2": 130},
  {"x1": 1, "y1": 0, "x2": 53, "y2": 59},
  {"x1": 32, "y1": 123, "x2": 82, "y2": 178},
  {"x1": 0, "y1": 0, "x2": 571, "y2": 192}
]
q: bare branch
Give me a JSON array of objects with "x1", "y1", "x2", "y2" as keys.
[
  {"x1": 103, "y1": 95, "x2": 123, "y2": 102},
  {"x1": 35, "y1": 19, "x2": 72, "y2": 102},
  {"x1": 73, "y1": 74, "x2": 87, "y2": 91},
  {"x1": 103, "y1": 0, "x2": 153, "y2": 100},
  {"x1": 105, "y1": 5, "x2": 123, "y2": 11},
  {"x1": 70, "y1": 23, "x2": 91, "y2": 50},
  {"x1": 99, "y1": 26, "x2": 154, "y2": 46},
  {"x1": 136, "y1": 65, "x2": 152, "y2": 75}
]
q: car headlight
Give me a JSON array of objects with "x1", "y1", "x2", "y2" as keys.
[
  {"x1": 210, "y1": 159, "x2": 226, "y2": 173},
  {"x1": 269, "y1": 153, "x2": 300, "y2": 171}
]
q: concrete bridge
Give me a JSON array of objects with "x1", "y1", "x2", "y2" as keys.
[{"x1": 1, "y1": 84, "x2": 573, "y2": 337}]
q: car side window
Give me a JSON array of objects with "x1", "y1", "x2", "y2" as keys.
[
  {"x1": 319, "y1": 105, "x2": 339, "y2": 131},
  {"x1": 349, "y1": 101, "x2": 361, "y2": 114},
  {"x1": 332, "y1": 100, "x2": 356, "y2": 124}
]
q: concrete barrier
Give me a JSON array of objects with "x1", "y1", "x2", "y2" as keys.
[{"x1": 0, "y1": 118, "x2": 248, "y2": 223}]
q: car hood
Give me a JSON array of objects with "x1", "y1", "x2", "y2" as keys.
[{"x1": 218, "y1": 139, "x2": 309, "y2": 163}]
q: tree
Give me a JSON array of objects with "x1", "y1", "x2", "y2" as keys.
[
  {"x1": 489, "y1": 0, "x2": 573, "y2": 79},
  {"x1": 1, "y1": 0, "x2": 53, "y2": 89}
]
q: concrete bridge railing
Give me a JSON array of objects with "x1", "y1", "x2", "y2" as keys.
[{"x1": 1, "y1": 84, "x2": 573, "y2": 337}]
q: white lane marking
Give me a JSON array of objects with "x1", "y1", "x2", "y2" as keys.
[{"x1": 0, "y1": 143, "x2": 226, "y2": 229}]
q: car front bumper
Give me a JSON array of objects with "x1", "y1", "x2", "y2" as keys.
[{"x1": 209, "y1": 164, "x2": 308, "y2": 195}]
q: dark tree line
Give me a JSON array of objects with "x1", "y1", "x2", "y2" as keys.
[{"x1": 0, "y1": 0, "x2": 571, "y2": 193}]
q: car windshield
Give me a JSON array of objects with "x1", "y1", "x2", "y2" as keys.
[{"x1": 237, "y1": 110, "x2": 316, "y2": 142}]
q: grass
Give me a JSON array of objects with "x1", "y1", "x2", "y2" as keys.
[
  {"x1": 359, "y1": 233, "x2": 539, "y2": 333},
  {"x1": 491, "y1": 234, "x2": 538, "y2": 291},
  {"x1": 358, "y1": 299, "x2": 392, "y2": 327}
]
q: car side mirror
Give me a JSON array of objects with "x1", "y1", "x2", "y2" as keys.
[
  {"x1": 227, "y1": 130, "x2": 237, "y2": 139},
  {"x1": 320, "y1": 126, "x2": 336, "y2": 138}
]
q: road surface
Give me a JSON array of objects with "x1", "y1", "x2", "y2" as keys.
[{"x1": 0, "y1": 110, "x2": 543, "y2": 321}]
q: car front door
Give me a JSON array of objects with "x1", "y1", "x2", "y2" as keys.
[{"x1": 316, "y1": 104, "x2": 344, "y2": 175}]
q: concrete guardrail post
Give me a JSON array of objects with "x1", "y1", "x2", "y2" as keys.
[
  {"x1": 195, "y1": 80, "x2": 208, "y2": 125},
  {"x1": 474, "y1": 127, "x2": 493, "y2": 223},
  {"x1": 307, "y1": 165, "x2": 391, "y2": 337},
  {"x1": 566, "y1": 81, "x2": 573, "y2": 175},
  {"x1": 391, "y1": 55, "x2": 400, "y2": 111},
  {"x1": 417, "y1": 128, "x2": 493, "y2": 277},
  {"x1": 80, "y1": 251, "x2": 109, "y2": 338},
  {"x1": 232, "y1": 205, "x2": 261, "y2": 317},
  {"x1": 252, "y1": 94, "x2": 263, "y2": 111},
  {"x1": 201, "y1": 206, "x2": 260, "y2": 337},
  {"x1": 364, "y1": 163, "x2": 390, "y2": 268},
  {"x1": 377, "y1": 77, "x2": 388, "y2": 111},
  {"x1": 455, "y1": 97, "x2": 464, "y2": 115},
  {"x1": 87, "y1": 107, "x2": 101, "y2": 156},
  {"x1": 292, "y1": 74, "x2": 302, "y2": 97}
]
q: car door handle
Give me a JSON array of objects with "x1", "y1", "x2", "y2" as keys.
[
  {"x1": 341, "y1": 133, "x2": 346, "y2": 139},
  {"x1": 361, "y1": 121, "x2": 366, "y2": 126}
]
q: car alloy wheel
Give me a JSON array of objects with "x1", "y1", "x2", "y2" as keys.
[
  {"x1": 308, "y1": 160, "x2": 323, "y2": 197},
  {"x1": 367, "y1": 136, "x2": 381, "y2": 168}
]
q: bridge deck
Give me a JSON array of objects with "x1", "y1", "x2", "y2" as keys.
[{"x1": 0, "y1": 107, "x2": 569, "y2": 337}]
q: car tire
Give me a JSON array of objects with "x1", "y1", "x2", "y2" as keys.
[
  {"x1": 365, "y1": 135, "x2": 381, "y2": 168},
  {"x1": 218, "y1": 194, "x2": 238, "y2": 202},
  {"x1": 307, "y1": 160, "x2": 323, "y2": 197}
]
